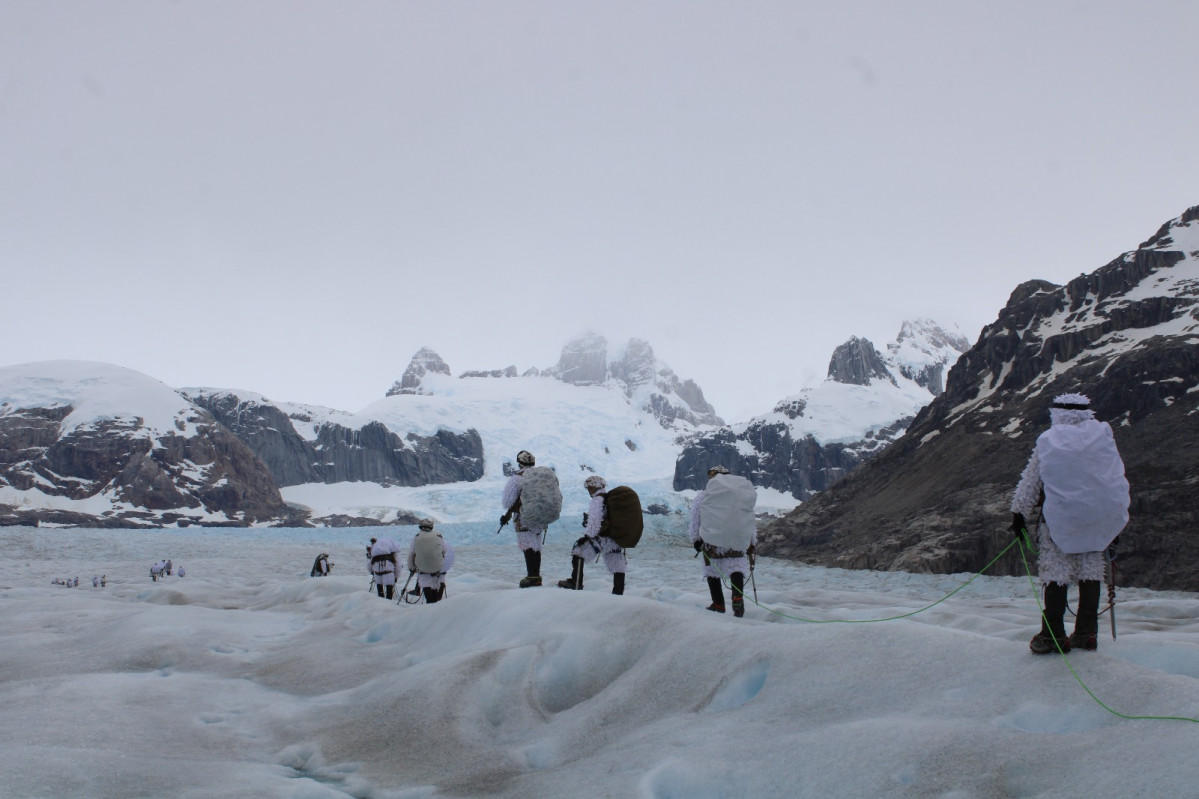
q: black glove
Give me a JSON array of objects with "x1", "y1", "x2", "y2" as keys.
[
  {"x1": 582, "y1": 512, "x2": 589, "y2": 528},
  {"x1": 1107, "y1": 535, "x2": 1120, "y2": 561},
  {"x1": 1009, "y1": 512, "x2": 1027, "y2": 543},
  {"x1": 500, "y1": 512, "x2": 511, "y2": 527},
  {"x1": 693, "y1": 539, "x2": 703, "y2": 553}
]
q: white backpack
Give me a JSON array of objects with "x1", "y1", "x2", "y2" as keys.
[
  {"x1": 412, "y1": 531, "x2": 445, "y2": 574},
  {"x1": 698, "y1": 474, "x2": 757, "y2": 550},
  {"x1": 518, "y1": 466, "x2": 563, "y2": 529}
]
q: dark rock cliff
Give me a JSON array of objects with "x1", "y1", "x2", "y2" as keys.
[
  {"x1": 0, "y1": 403, "x2": 292, "y2": 528},
  {"x1": 187, "y1": 391, "x2": 485, "y2": 488},
  {"x1": 674, "y1": 321, "x2": 964, "y2": 497},
  {"x1": 759, "y1": 206, "x2": 1199, "y2": 592}
]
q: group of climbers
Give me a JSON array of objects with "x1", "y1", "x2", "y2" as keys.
[{"x1": 346, "y1": 391, "x2": 1130, "y2": 655}]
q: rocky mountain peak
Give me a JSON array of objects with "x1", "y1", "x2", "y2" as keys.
[
  {"x1": 554, "y1": 333, "x2": 609, "y2": 386},
  {"x1": 827, "y1": 337, "x2": 894, "y2": 386},
  {"x1": 386, "y1": 347, "x2": 452, "y2": 396},
  {"x1": 609, "y1": 338, "x2": 656, "y2": 389},
  {"x1": 887, "y1": 319, "x2": 972, "y2": 395},
  {"x1": 758, "y1": 203, "x2": 1199, "y2": 592}
]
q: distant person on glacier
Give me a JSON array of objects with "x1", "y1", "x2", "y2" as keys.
[
  {"x1": 1010, "y1": 393, "x2": 1129, "y2": 655},
  {"x1": 689, "y1": 466, "x2": 757, "y2": 617},
  {"x1": 310, "y1": 553, "x2": 332, "y2": 577},
  {"x1": 558, "y1": 475, "x2": 627, "y2": 595},
  {"x1": 407, "y1": 519, "x2": 454, "y2": 603},
  {"x1": 499, "y1": 450, "x2": 548, "y2": 588},
  {"x1": 150, "y1": 560, "x2": 167, "y2": 581}
]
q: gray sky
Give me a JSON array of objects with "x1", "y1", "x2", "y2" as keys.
[{"x1": 3, "y1": 1, "x2": 1197, "y2": 423}]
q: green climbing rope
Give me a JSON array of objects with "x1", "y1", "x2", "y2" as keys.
[{"x1": 705, "y1": 537, "x2": 1199, "y2": 724}]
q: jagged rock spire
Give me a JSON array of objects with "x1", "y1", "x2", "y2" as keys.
[
  {"x1": 827, "y1": 337, "x2": 893, "y2": 386},
  {"x1": 386, "y1": 347, "x2": 451, "y2": 396}
]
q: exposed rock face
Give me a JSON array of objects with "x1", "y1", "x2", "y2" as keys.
[
  {"x1": 386, "y1": 347, "x2": 452, "y2": 396},
  {"x1": 607, "y1": 337, "x2": 722, "y2": 429},
  {"x1": 889, "y1": 319, "x2": 973, "y2": 395},
  {"x1": 554, "y1": 333, "x2": 610, "y2": 386},
  {"x1": 758, "y1": 205, "x2": 1199, "y2": 592},
  {"x1": 187, "y1": 390, "x2": 485, "y2": 487},
  {"x1": 0, "y1": 364, "x2": 293, "y2": 528},
  {"x1": 673, "y1": 423, "x2": 888, "y2": 498},
  {"x1": 675, "y1": 321, "x2": 966, "y2": 497},
  {"x1": 827, "y1": 337, "x2": 894, "y2": 386},
  {"x1": 459, "y1": 366, "x2": 518, "y2": 379},
  {"x1": 390, "y1": 335, "x2": 723, "y2": 433}
]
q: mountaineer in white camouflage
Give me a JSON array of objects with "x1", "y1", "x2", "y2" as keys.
[{"x1": 1010, "y1": 393, "x2": 1129, "y2": 654}]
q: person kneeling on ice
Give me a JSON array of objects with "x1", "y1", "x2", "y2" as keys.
[
  {"x1": 689, "y1": 466, "x2": 757, "y2": 617},
  {"x1": 1010, "y1": 393, "x2": 1129, "y2": 655},
  {"x1": 407, "y1": 519, "x2": 454, "y2": 603},
  {"x1": 310, "y1": 552, "x2": 332, "y2": 577},
  {"x1": 499, "y1": 450, "x2": 562, "y2": 588},
  {"x1": 367, "y1": 536, "x2": 402, "y2": 599},
  {"x1": 559, "y1": 476, "x2": 627, "y2": 595}
]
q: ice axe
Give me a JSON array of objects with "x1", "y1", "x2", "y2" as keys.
[{"x1": 396, "y1": 570, "x2": 415, "y2": 605}]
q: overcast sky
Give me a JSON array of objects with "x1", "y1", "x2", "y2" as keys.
[{"x1": 3, "y1": 1, "x2": 1197, "y2": 423}]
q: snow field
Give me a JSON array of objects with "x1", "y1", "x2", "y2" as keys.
[{"x1": 1, "y1": 526, "x2": 1198, "y2": 798}]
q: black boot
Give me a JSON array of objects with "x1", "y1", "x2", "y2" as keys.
[
  {"x1": 1070, "y1": 580, "x2": 1101, "y2": 651},
  {"x1": 559, "y1": 556, "x2": 585, "y2": 589},
  {"x1": 1030, "y1": 581, "x2": 1070, "y2": 654},
  {"x1": 731, "y1": 572, "x2": 745, "y2": 618},
  {"x1": 384, "y1": 584, "x2": 394, "y2": 600},
  {"x1": 612, "y1": 572, "x2": 625, "y2": 596},
  {"x1": 706, "y1": 576, "x2": 725, "y2": 613},
  {"x1": 422, "y1": 586, "x2": 440, "y2": 604},
  {"x1": 375, "y1": 583, "x2": 385, "y2": 598},
  {"x1": 519, "y1": 549, "x2": 542, "y2": 588}
]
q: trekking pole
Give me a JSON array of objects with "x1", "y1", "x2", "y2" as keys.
[
  {"x1": 749, "y1": 551, "x2": 758, "y2": 603},
  {"x1": 1106, "y1": 550, "x2": 1118, "y2": 639}
]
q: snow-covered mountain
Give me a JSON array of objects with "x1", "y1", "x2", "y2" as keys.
[
  {"x1": 288, "y1": 335, "x2": 723, "y2": 525},
  {"x1": 1, "y1": 326, "x2": 977, "y2": 529},
  {"x1": 0, "y1": 361, "x2": 294, "y2": 527},
  {"x1": 760, "y1": 204, "x2": 1199, "y2": 592},
  {"x1": 674, "y1": 320, "x2": 970, "y2": 499},
  {"x1": 390, "y1": 333, "x2": 722, "y2": 431},
  {"x1": 0, "y1": 335, "x2": 727, "y2": 528}
]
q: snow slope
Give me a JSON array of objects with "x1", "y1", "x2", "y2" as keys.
[
  {"x1": 283, "y1": 370, "x2": 697, "y2": 525},
  {"x1": 2, "y1": 526, "x2": 1196, "y2": 797},
  {"x1": 0, "y1": 360, "x2": 200, "y2": 437}
]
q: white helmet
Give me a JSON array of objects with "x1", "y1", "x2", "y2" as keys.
[
  {"x1": 584, "y1": 475, "x2": 607, "y2": 492},
  {"x1": 516, "y1": 450, "x2": 535, "y2": 467},
  {"x1": 418, "y1": 519, "x2": 435, "y2": 531}
]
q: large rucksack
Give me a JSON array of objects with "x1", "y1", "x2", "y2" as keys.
[
  {"x1": 518, "y1": 466, "x2": 563, "y2": 529},
  {"x1": 698, "y1": 474, "x2": 757, "y2": 550},
  {"x1": 412, "y1": 531, "x2": 445, "y2": 574},
  {"x1": 602, "y1": 486, "x2": 643, "y2": 549}
]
